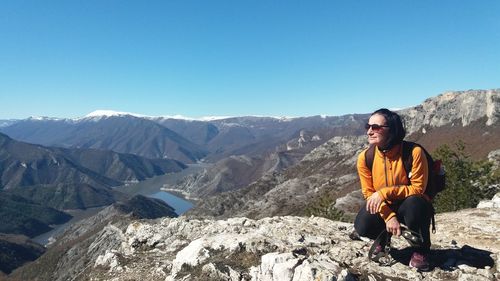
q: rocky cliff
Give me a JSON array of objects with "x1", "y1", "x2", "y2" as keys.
[
  {"x1": 9, "y1": 194, "x2": 499, "y2": 281},
  {"x1": 401, "y1": 89, "x2": 500, "y2": 133}
]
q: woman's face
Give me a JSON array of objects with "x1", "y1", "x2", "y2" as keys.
[{"x1": 367, "y1": 114, "x2": 390, "y2": 147}]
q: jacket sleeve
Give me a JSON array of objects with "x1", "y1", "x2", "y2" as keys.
[
  {"x1": 357, "y1": 150, "x2": 397, "y2": 222},
  {"x1": 378, "y1": 146, "x2": 429, "y2": 201},
  {"x1": 357, "y1": 150, "x2": 375, "y2": 199}
]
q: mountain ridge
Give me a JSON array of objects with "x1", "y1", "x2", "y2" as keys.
[
  {"x1": 0, "y1": 116, "x2": 208, "y2": 163},
  {"x1": 187, "y1": 89, "x2": 500, "y2": 219},
  {"x1": 0, "y1": 132, "x2": 186, "y2": 191}
]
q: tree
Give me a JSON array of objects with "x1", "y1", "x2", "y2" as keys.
[
  {"x1": 432, "y1": 141, "x2": 500, "y2": 213},
  {"x1": 304, "y1": 195, "x2": 350, "y2": 222}
]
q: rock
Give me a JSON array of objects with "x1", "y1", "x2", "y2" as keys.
[
  {"x1": 400, "y1": 89, "x2": 500, "y2": 133},
  {"x1": 94, "y1": 251, "x2": 122, "y2": 272},
  {"x1": 487, "y1": 149, "x2": 500, "y2": 169},
  {"x1": 71, "y1": 213, "x2": 500, "y2": 280},
  {"x1": 250, "y1": 252, "x2": 301, "y2": 281},
  {"x1": 477, "y1": 192, "x2": 500, "y2": 209},
  {"x1": 7, "y1": 206, "x2": 500, "y2": 281}
]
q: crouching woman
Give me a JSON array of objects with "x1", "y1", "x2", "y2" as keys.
[{"x1": 354, "y1": 108, "x2": 432, "y2": 271}]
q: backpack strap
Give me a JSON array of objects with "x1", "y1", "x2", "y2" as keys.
[
  {"x1": 401, "y1": 141, "x2": 416, "y2": 184},
  {"x1": 364, "y1": 145, "x2": 376, "y2": 170},
  {"x1": 402, "y1": 141, "x2": 437, "y2": 233}
]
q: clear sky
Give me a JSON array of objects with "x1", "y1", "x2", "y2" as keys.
[{"x1": 1, "y1": 1, "x2": 499, "y2": 119}]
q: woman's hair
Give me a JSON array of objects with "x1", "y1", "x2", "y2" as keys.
[{"x1": 371, "y1": 108, "x2": 406, "y2": 149}]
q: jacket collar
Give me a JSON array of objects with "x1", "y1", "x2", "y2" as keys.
[{"x1": 375, "y1": 143, "x2": 402, "y2": 160}]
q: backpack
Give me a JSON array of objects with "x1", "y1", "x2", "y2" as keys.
[{"x1": 364, "y1": 141, "x2": 446, "y2": 232}]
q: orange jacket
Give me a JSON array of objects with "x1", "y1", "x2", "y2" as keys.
[{"x1": 357, "y1": 143, "x2": 429, "y2": 222}]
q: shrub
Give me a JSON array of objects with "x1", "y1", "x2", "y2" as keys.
[
  {"x1": 304, "y1": 196, "x2": 350, "y2": 222},
  {"x1": 432, "y1": 141, "x2": 500, "y2": 213}
]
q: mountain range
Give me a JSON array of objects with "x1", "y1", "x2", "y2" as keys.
[
  {"x1": 1, "y1": 89, "x2": 499, "y2": 216},
  {"x1": 187, "y1": 89, "x2": 500, "y2": 219},
  {"x1": 0, "y1": 116, "x2": 208, "y2": 163},
  {"x1": 0, "y1": 131, "x2": 186, "y2": 241},
  {"x1": 1, "y1": 89, "x2": 499, "y2": 215},
  {"x1": 0, "y1": 132, "x2": 186, "y2": 191},
  {"x1": 0, "y1": 88, "x2": 499, "y2": 279},
  {"x1": 0, "y1": 111, "x2": 369, "y2": 163}
]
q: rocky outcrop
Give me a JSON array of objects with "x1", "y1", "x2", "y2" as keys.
[
  {"x1": 488, "y1": 149, "x2": 500, "y2": 169},
  {"x1": 11, "y1": 194, "x2": 498, "y2": 281},
  {"x1": 477, "y1": 193, "x2": 500, "y2": 209},
  {"x1": 8, "y1": 195, "x2": 178, "y2": 280},
  {"x1": 400, "y1": 89, "x2": 500, "y2": 134},
  {"x1": 286, "y1": 130, "x2": 322, "y2": 151},
  {"x1": 302, "y1": 136, "x2": 366, "y2": 163}
]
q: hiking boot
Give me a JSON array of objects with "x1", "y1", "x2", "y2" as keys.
[
  {"x1": 369, "y1": 231, "x2": 394, "y2": 266},
  {"x1": 369, "y1": 243, "x2": 395, "y2": 266},
  {"x1": 400, "y1": 224, "x2": 424, "y2": 247},
  {"x1": 409, "y1": 252, "x2": 430, "y2": 271},
  {"x1": 349, "y1": 230, "x2": 362, "y2": 241},
  {"x1": 372, "y1": 244, "x2": 384, "y2": 256}
]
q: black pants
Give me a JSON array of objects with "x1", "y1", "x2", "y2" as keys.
[{"x1": 354, "y1": 195, "x2": 432, "y2": 252}]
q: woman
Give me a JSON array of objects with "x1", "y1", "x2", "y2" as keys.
[{"x1": 354, "y1": 108, "x2": 432, "y2": 271}]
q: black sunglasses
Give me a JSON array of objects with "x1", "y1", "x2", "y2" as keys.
[{"x1": 365, "y1": 123, "x2": 389, "y2": 130}]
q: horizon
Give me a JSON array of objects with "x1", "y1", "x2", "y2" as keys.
[
  {"x1": 1, "y1": 1, "x2": 500, "y2": 119},
  {"x1": 2, "y1": 88, "x2": 498, "y2": 121}
]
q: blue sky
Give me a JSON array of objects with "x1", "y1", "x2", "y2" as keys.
[{"x1": 1, "y1": 1, "x2": 499, "y2": 119}]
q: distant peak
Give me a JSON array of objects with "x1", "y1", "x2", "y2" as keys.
[
  {"x1": 84, "y1": 110, "x2": 147, "y2": 118},
  {"x1": 81, "y1": 111, "x2": 233, "y2": 121},
  {"x1": 155, "y1": 115, "x2": 234, "y2": 121},
  {"x1": 79, "y1": 111, "x2": 303, "y2": 122},
  {"x1": 27, "y1": 116, "x2": 63, "y2": 121}
]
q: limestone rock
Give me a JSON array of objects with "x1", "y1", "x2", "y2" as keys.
[
  {"x1": 400, "y1": 89, "x2": 500, "y2": 134},
  {"x1": 477, "y1": 193, "x2": 500, "y2": 209},
  {"x1": 69, "y1": 213, "x2": 498, "y2": 281}
]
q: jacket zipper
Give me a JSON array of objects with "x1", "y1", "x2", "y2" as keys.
[{"x1": 383, "y1": 154, "x2": 389, "y2": 187}]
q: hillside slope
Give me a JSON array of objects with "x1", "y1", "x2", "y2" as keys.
[{"x1": 0, "y1": 116, "x2": 208, "y2": 163}]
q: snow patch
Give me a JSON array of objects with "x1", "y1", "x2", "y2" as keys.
[{"x1": 84, "y1": 110, "x2": 148, "y2": 118}]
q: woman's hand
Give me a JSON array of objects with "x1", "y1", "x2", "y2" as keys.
[
  {"x1": 386, "y1": 217, "x2": 401, "y2": 236},
  {"x1": 366, "y1": 192, "x2": 383, "y2": 214}
]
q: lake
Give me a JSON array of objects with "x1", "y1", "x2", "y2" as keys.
[
  {"x1": 150, "y1": 191, "x2": 193, "y2": 215},
  {"x1": 32, "y1": 165, "x2": 206, "y2": 245}
]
